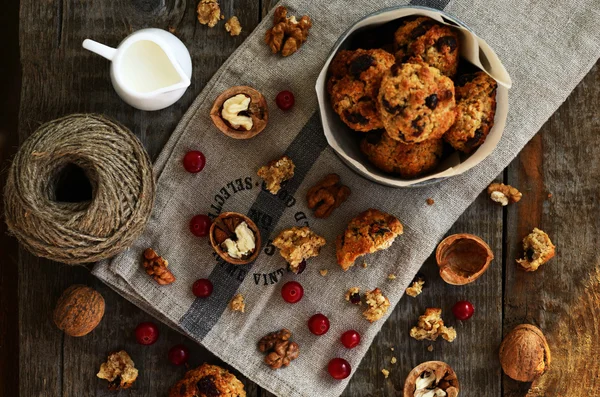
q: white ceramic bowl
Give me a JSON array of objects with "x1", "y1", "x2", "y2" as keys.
[{"x1": 315, "y1": 6, "x2": 511, "y2": 187}]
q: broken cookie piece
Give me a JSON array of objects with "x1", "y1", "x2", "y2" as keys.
[
  {"x1": 363, "y1": 288, "x2": 390, "y2": 322},
  {"x1": 257, "y1": 155, "x2": 295, "y2": 194},
  {"x1": 229, "y1": 293, "x2": 245, "y2": 313},
  {"x1": 225, "y1": 16, "x2": 242, "y2": 36},
  {"x1": 405, "y1": 274, "x2": 426, "y2": 297},
  {"x1": 97, "y1": 350, "x2": 138, "y2": 390},
  {"x1": 273, "y1": 226, "x2": 326, "y2": 273},
  {"x1": 168, "y1": 363, "x2": 246, "y2": 397},
  {"x1": 516, "y1": 228, "x2": 555, "y2": 272},
  {"x1": 487, "y1": 182, "x2": 522, "y2": 206},
  {"x1": 265, "y1": 6, "x2": 312, "y2": 57},
  {"x1": 410, "y1": 308, "x2": 456, "y2": 342}
]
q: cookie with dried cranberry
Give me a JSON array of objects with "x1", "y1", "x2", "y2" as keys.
[
  {"x1": 328, "y1": 49, "x2": 395, "y2": 132},
  {"x1": 394, "y1": 16, "x2": 459, "y2": 77},
  {"x1": 336, "y1": 209, "x2": 403, "y2": 271},
  {"x1": 168, "y1": 363, "x2": 246, "y2": 397},
  {"x1": 444, "y1": 71, "x2": 497, "y2": 153},
  {"x1": 378, "y1": 62, "x2": 456, "y2": 143},
  {"x1": 360, "y1": 131, "x2": 443, "y2": 178}
]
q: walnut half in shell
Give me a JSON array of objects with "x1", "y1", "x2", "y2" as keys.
[
  {"x1": 210, "y1": 86, "x2": 268, "y2": 139},
  {"x1": 209, "y1": 212, "x2": 261, "y2": 265},
  {"x1": 435, "y1": 233, "x2": 494, "y2": 285},
  {"x1": 403, "y1": 361, "x2": 459, "y2": 397}
]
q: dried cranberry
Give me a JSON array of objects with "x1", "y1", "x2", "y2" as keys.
[
  {"x1": 366, "y1": 130, "x2": 383, "y2": 145},
  {"x1": 135, "y1": 322, "x2": 159, "y2": 345},
  {"x1": 341, "y1": 330, "x2": 361, "y2": 349},
  {"x1": 328, "y1": 358, "x2": 352, "y2": 379},
  {"x1": 349, "y1": 293, "x2": 361, "y2": 305},
  {"x1": 456, "y1": 73, "x2": 476, "y2": 87},
  {"x1": 281, "y1": 281, "x2": 304, "y2": 304},
  {"x1": 196, "y1": 376, "x2": 219, "y2": 397},
  {"x1": 425, "y1": 94, "x2": 438, "y2": 110},
  {"x1": 183, "y1": 151, "x2": 206, "y2": 173},
  {"x1": 452, "y1": 300, "x2": 475, "y2": 321},
  {"x1": 349, "y1": 55, "x2": 375, "y2": 79},
  {"x1": 289, "y1": 259, "x2": 307, "y2": 275},
  {"x1": 308, "y1": 313, "x2": 330, "y2": 336},
  {"x1": 275, "y1": 90, "x2": 295, "y2": 111},
  {"x1": 168, "y1": 344, "x2": 189, "y2": 365},
  {"x1": 382, "y1": 98, "x2": 405, "y2": 115},
  {"x1": 409, "y1": 20, "x2": 435, "y2": 39},
  {"x1": 411, "y1": 116, "x2": 424, "y2": 135},
  {"x1": 436, "y1": 36, "x2": 458, "y2": 52},
  {"x1": 344, "y1": 111, "x2": 369, "y2": 125}
]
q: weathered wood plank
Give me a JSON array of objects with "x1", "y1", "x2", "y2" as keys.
[{"x1": 504, "y1": 61, "x2": 600, "y2": 396}]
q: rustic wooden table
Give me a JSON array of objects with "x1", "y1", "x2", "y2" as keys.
[{"x1": 1, "y1": 1, "x2": 599, "y2": 396}]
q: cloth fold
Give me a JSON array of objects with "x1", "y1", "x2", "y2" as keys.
[{"x1": 93, "y1": 0, "x2": 600, "y2": 395}]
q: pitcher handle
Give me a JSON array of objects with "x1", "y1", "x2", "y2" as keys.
[{"x1": 83, "y1": 39, "x2": 117, "y2": 61}]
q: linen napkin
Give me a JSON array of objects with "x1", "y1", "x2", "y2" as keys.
[{"x1": 93, "y1": 0, "x2": 600, "y2": 395}]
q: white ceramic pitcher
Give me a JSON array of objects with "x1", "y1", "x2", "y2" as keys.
[{"x1": 83, "y1": 28, "x2": 192, "y2": 111}]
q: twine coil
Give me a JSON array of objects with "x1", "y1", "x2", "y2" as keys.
[{"x1": 4, "y1": 114, "x2": 156, "y2": 264}]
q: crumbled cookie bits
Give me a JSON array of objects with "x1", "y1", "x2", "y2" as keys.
[
  {"x1": 225, "y1": 16, "x2": 242, "y2": 36},
  {"x1": 410, "y1": 308, "x2": 456, "y2": 342},
  {"x1": 381, "y1": 368, "x2": 390, "y2": 378},
  {"x1": 426, "y1": 198, "x2": 435, "y2": 205},
  {"x1": 405, "y1": 275, "x2": 425, "y2": 298},
  {"x1": 391, "y1": 357, "x2": 397, "y2": 364},
  {"x1": 229, "y1": 293, "x2": 245, "y2": 313},
  {"x1": 319, "y1": 269, "x2": 328, "y2": 276},
  {"x1": 363, "y1": 288, "x2": 390, "y2": 322}
]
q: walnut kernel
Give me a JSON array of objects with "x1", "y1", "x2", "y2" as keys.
[
  {"x1": 264, "y1": 6, "x2": 312, "y2": 57},
  {"x1": 142, "y1": 248, "x2": 175, "y2": 285},
  {"x1": 306, "y1": 174, "x2": 351, "y2": 218},
  {"x1": 197, "y1": 0, "x2": 221, "y2": 27},
  {"x1": 225, "y1": 16, "x2": 242, "y2": 36},
  {"x1": 229, "y1": 293, "x2": 245, "y2": 313},
  {"x1": 487, "y1": 182, "x2": 522, "y2": 206},
  {"x1": 258, "y1": 329, "x2": 299, "y2": 369}
]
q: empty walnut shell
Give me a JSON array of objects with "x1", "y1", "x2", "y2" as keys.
[
  {"x1": 210, "y1": 86, "x2": 268, "y2": 139},
  {"x1": 209, "y1": 212, "x2": 262, "y2": 265},
  {"x1": 435, "y1": 233, "x2": 494, "y2": 285},
  {"x1": 403, "y1": 361, "x2": 460, "y2": 397},
  {"x1": 499, "y1": 324, "x2": 551, "y2": 382}
]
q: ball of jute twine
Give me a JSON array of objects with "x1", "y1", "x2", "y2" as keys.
[{"x1": 4, "y1": 114, "x2": 156, "y2": 264}]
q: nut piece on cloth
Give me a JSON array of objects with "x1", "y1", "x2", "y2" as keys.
[
  {"x1": 210, "y1": 86, "x2": 269, "y2": 140},
  {"x1": 487, "y1": 182, "x2": 522, "y2": 206},
  {"x1": 225, "y1": 16, "x2": 242, "y2": 36},
  {"x1": 410, "y1": 308, "x2": 456, "y2": 342},
  {"x1": 97, "y1": 350, "x2": 139, "y2": 390},
  {"x1": 516, "y1": 228, "x2": 555, "y2": 272},
  {"x1": 229, "y1": 293, "x2": 245, "y2": 313},
  {"x1": 142, "y1": 248, "x2": 175, "y2": 285},
  {"x1": 363, "y1": 288, "x2": 390, "y2": 322},
  {"x1": 168, "y1": 363, "x2": 246, "y2": 397},
  {"x1": 258, "y1": 329, "x2": 300, "y2": 370},
  {"x1": 403, "y1": 361, "x2": 459, "y2": 397},
  {"x1": 336, "y1": 209, "x2": 403, "y2": 271},
  {"x1": 209, "y1": 212, "x2": 261, "y2": 265},
  {"x1": 257, "y1": 155, "x2": 295, "y2": 194},
  {"x1": 53, "y1": 284, "x2": 105, "y2": 337},
  {"x1": 306, "y1": 173, "x2": 351, "y2": 218},
  {"x1": 273, "y1": 226, "x2": 326, "y2": 273},
  {"x1": 499, "y1": 324, "x2": 551, "y2": 382},
  {"x1": 264, "y1": 6, "x2": 312, "y2": 57},
  {"x1": 197, "y1": 0, "x2": 222, "y2": 27}
]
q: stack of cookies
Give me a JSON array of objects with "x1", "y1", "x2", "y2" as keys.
[{"x1": 327, "y1": 16, "x2": 498, "y2": 179}]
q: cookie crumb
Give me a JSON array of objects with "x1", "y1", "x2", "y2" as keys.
[
  {"x1": 229, "y1": 293, "x2": 245, "y2": 313},
  {"x1": 225, "y1": 16, "x2": 242, "y2": 36},
  {"x1": 345, "y1": 287, "x2": 361, "y2": 305},
  {"x1": 390, "y1": 347, "x2": 394, "y2": 352},
  {"x1": 387, "y1": 273, "x2": 397, "y2": 280},
  {"x1": 426, "y1": 198, "x2": 435, "y2": 205},
  {"x1": 381, "y1": 368, "x2": 390, "y2": 378},
  {"x1": 405, "y1": 277, "x2": 425, "y2": 298},
  {"x1": 427, "y1": 345, "x2": 434, "y2": 352},
  {"x1": 391, "y1": 357, "x2": 397, "y2": 364},
  {"x1": 319, "y1": 269, "x2": 328, "y2": 276},
  {"x1": 363, "y1": 288, "x2": 390, "y2": 322},
  {"x1": 548, "y1": 193, "x2": 553, "y2": 198},
  {"x1": 516, "y1": 228, "x2": 555, "y2": 272},
  {"x1": 362, "y1": 262, "x2": 368, "y2": 268}
]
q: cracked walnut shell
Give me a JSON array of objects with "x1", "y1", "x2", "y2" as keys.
[
  {"x1": 258, "y1": 329, "x2": 299, "y2": 369},
  {"x1": 209, "y1": 212, "x2": 261, "y2": 265},
  {"x1": 210, "y1": 86, "x2": 268, "y2": 139},
  {"x1": 403, "y1": 361, "x2": 459, "y2": 397},
  {"x1": 306, "y1": 173, "x2": 351, "y2": 218},
  {"x1": 143, "y1": 248, "x2": 176, "y2": 285},
  {"x1": 500, "y1": 324, "x2": 551, "y2": 382},
  {"x1": 435, "y1": 233, "x2": 493, "y2": 285},
  {"x1": 265, "y1": 6, "x2": 312, "y2": 57}
]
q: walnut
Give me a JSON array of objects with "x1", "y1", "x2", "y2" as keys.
[
  {"x1": 97, "y1": 350, "x2": 138, "y2": 390},
  {"x1": 258, "y1": 329, "x2": 299, "y2": 369},
  {"x1": 516, "y1": 228, "x2": 555, "y2": 272},
  {"x1": 142, "y1": 248, "x2": 175, "y2": 285},
  {"x1": 499, "y1": 324, "x2": 551, "y2": 382},
  {"x1": 257, "y1": 155, "x2": 295, "y2": 194},
  {"x1": 272, "y1": 226, "x2": 326, "y2": 273},
  {"x1": 487, "y1": 182, "x2": 522, "y2": 206},
  {"x1": 345, "y1": 287, "x2": 361, "y2": 305},
  {"x1": 229, "y1": 293, "x2": 245, "y2": 312},
  {"x1": 264, "y1": 6, "x2": 312, "y2": 57},
  {"x1": 403, "y1": 361, "x2": 459, "y2": 397},
  {"x1": 363, "y1": 288, "x2": 390, "y2": 322},
  {"x1": 306, "y1": 174, "x2": 351, "y2": 218},
  {"x1": 225, "y1": 16, "x2": 242, "y2": 36},
  {"x1": 410, "y1": 308, "x2": 456, "y2": 342},
  {"x1": 197, "y1": 0, "x2": 221, "y2": 27}
]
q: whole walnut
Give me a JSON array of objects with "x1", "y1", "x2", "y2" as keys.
[
  {"x1": 499, "y1": 324, "x2": 551, "y2": 382},
  {"x1": 53, "y1": 285, "x2": 105, "y2": 337}
]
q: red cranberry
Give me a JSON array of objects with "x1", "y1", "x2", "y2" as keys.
[
  {"x1": 275, "y1": 90, "x2": 295, "y2": 111},
  {"x1": 328, "y1": 358, "x2": 351, "y2": 379},
  {"x1": 134, "y1": 322, "x2": 159, "y2": 345},
  {"x1": 183, "y1": 151, "x2": 206, "y2": 173},
  {"x1": 340, "y1": 330, "x2": 361, "y2": 349},
  {"x1": 192, "y1": 279, "x2": 213, "y2": 298},
  {"x1": 189, "y1": 214, "x2": 211, "y2": 237},
  {"x1": 281, "y1": 281, "x2": 304, "y2": 304},
  {"x1": 452, "y1": 300, "x2": 475, "y2": 321},
  {"x1": 349, "y1": 292, "x2": 361, "y2": 305},
  {"x1": 168, "y1": 344, "x2": 189, "y2": 365},
  {"x1": 308, "y1": 313, "x2": 330, "y2": 336}
]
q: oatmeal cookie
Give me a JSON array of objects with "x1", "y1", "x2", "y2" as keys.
[
  {"x1": 378, "y1": 62, "x2": 456, "y2": 143},
  {"x1": 394, "y1": 16, "x2": 460, "y2": 77},
  {"x1": 168, "y1": 363, "x2": 246, "y2": 397},
  {"x1": 360, "y1": 130, "x2": 443, "y2": 178},
  {"x1": 273, "y1": 226, "x2": 326, "y2": 273},
  {"x1": 336, "y1": 209, "x2": 403, "y2": 271},
  {"x1": 516, "y1": 228, "x2": 555, "y2": 272},
  {"x1": 328, "y1": 49, "x2": 395, "y2": 132},
  {"x1": 257, "y1": 155, "x2": 295, "y2": 194},
  {"x1": 444, "y1": 71, "x2": 497, "y2": 153}
]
